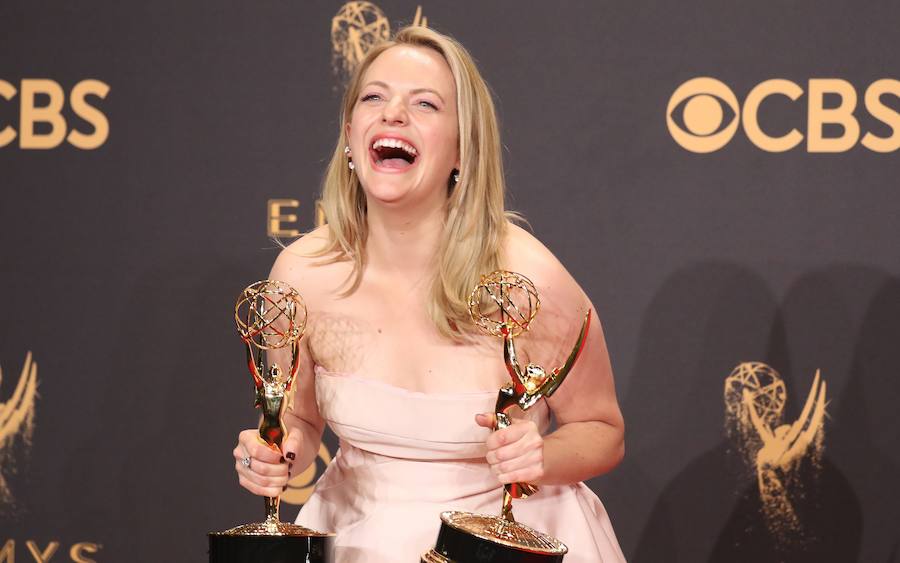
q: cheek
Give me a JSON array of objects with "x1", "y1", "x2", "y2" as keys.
[
  {"x1": 427, "y1": 124, "x2": 459, "y2": 166},
  {"x1": 347, "y1": 108, "x2": 371, "y2": 148}
]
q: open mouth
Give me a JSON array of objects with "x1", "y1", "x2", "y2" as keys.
[{"x1": 370, "y1": 137, "x2": 418, "y2": 170}]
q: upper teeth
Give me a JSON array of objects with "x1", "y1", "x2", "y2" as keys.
[{"x1": 372, "y1": 138, "x2": 418, "y2": 156}]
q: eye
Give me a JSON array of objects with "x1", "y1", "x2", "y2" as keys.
[
  {"x1": 417, "y1": 100, "x2": 438, "y2": 110},
  {"x1": 361, "y1": 93, "x2": 382, "y2": 102}
]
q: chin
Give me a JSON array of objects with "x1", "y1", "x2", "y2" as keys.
[{"x1": 362, "y1": 182, "x2": 413, "y2": 206}]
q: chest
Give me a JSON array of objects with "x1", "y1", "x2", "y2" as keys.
[{"x1": 305, "y1": 285, "x2": 509, "y2": 394}]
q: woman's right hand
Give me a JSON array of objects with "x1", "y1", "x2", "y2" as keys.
[{"x1": 233, "y1": 429, "x2": 301, "y2": 497}]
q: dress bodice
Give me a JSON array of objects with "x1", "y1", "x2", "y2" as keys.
[
  {"x1": 314, "y1": 366, "x2": 551, "y2": 461},
  {"x1": 298, "y1": 367, "x2": 625, "y2": 563}
]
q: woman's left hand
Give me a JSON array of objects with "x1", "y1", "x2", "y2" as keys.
[{"x1": 475, "y1": 413, "x2": 545, "y2": 485}]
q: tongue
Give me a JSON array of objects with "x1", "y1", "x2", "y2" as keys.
[{"x1": 380, "y1": 158, "x2": 411, "y2": 169}]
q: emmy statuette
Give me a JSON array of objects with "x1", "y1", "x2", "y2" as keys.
[
  {"x1": 422, "y1": 271, "x2": 591, "y2": 563},
  {"x1": 209, "y1": 280, "x2": 334, "y2": 563}
]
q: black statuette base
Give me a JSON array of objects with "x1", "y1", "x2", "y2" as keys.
[
  {"x1": 422, "y1": 518, "x2": 566, "y2": 563},
  {"x1": 208, "y1": 533, "x2": 333, "y2": 563}
]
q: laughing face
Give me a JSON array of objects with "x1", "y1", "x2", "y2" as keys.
[{"x1": 346, "y1": 45, "x2": 460, "y2": 209}]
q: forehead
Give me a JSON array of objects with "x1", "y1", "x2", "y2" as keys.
[{"x1": 362, "y1": 45, "x2": 456, "y2": 98}]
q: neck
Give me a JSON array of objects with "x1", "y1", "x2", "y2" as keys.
[{"x1": 364, "y1": 196, "x2": 446, "y2": 279}]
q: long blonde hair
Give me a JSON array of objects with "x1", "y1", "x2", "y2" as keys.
[{"x1": 316, "y1": 26, "x2": 515, "y2": 338}]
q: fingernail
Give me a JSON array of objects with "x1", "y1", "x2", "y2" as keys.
[
  {"x1": 279, "y1": 456, "x2": 285, "y2": 464},
  {"x1": 286, "y1": 452, "x2": 296, "y2": 460},
  {"x1": 282, "y1": 485, "x2": 288, "y2": 491}
]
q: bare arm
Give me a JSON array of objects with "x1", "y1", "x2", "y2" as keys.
[
  {"x1": 234, "y1": 235, "x2": 329, "y2": 496},
  {"x1": 481, "y1": 225, "x2": 625, "y2": 486}
]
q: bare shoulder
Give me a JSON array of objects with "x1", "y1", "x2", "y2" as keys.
[
  {"x1": 502, "y1": 223, "x2": 585, "y2": 304},
  {"x1": 269, "y1": 225, "x2": 349, "y2": 304}
]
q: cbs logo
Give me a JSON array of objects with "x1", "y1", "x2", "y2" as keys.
[
  {"x1": 0, "y1": 79, "x2": 110, "y2": 150},
  {"x1": 667, "y1": 77, "x2": 899, "y2": 153}
]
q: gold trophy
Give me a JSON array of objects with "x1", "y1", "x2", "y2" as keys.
[
  {"x1": 209, "y1": 280, "x2": 333, "y2": 563},
  {"x1": 422, "y1": 271, "x2": 590, "y2": 563}
]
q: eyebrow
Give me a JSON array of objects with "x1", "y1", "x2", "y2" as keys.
[{"x1": 362, "y1": 81, "x2": 446, "y2": 104}]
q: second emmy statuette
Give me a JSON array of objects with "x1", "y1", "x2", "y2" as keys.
[
  {"x1": 422, "y1": 271, "x2": 591, "y2": 563},
  {"x1": 209, "y1": 280, "x2": 334, "y2": 563}
]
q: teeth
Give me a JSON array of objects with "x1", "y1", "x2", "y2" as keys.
[{"x1": 372, "y1": 137, "x2": 418, "y2": 157}]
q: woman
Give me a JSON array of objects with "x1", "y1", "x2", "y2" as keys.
[{"x1": 233, "y1": 26, "x2": 626, "y2": 562}]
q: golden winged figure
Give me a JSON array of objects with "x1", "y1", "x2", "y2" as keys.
[
  {"x1": 743, "y1": 369, "x2": 827, "y2": 530},
  {"x1": 0, "y1": 352, "x2": 39, "y2": 503}
]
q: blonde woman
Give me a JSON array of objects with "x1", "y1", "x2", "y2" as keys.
[{"x1": 233, "y1": 26, "x2": 626, "y2": 563}]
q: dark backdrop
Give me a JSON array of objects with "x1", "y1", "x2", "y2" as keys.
[{"x1": 1, "y1": 1, "x2": 897, "y2": 561}]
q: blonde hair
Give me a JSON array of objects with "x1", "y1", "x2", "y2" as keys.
[{"x1": 316, "y1": 25, "x2": 516, "y2": 338}]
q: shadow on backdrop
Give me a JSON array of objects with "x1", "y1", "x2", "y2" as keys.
[
  {"x1": 707, "y1": 266, "x2": 877, "y2": 562},
  {"x1": 603, "y1": 262, "x2": 876, "y2": 562},
  {"x1": 601, "y1": 262, "x2": 788, "y2": 561}
]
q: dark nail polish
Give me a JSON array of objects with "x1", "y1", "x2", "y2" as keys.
[
  {"x1": 286, "y1": 452, "x2": 296, "y2": 460},
  {"x1": 282, "y1": 485, "x2": 288, "y2": 492},
  {"x1": 279, "y1": 456, "x2": 285, "y2": 463}
]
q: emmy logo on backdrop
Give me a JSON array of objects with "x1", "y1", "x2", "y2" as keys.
[
  {"x1": 422, "y1": 271, "x2": 591, "y2": 563},
  {"x1": 209, "y1": 280, "x2": 333, "y2": 563},
  {"x1": 724, "y1": 362, "x2": 828, "y2": 542},
  {"x1": 0, "y1": 352, "x2": 38, "y2": 507},
  {"x1": 331, "y1": 2, "x2": 428, "y2": 79}
]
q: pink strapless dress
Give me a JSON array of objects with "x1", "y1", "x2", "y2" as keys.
[{"x1": 295, "y1": 367, "x2": 626, "y2": 563}]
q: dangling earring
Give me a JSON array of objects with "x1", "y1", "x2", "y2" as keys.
[
  {"x1": 452, "y1": 170, "x2": 460, "y2": 184},
  {"x1": 345, "y1": 145, "x2": 354, "y2": 170}
]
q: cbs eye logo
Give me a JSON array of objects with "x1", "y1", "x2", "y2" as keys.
[
  {"x1": 667, "y1": 76, "x2": 900, "y2": 153},
  {"x1": 667, "y1": 78, "x2": 740, "y2": 154}
]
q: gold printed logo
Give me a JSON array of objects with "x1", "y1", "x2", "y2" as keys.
[
  {"x1": 331, "y1": 3, "x2": 427, "y2": 78},
  {"x1": 667, "y1": 77, "x2": 900, "y2": 153},
  {"x1": 331, "y1": 2, "x2": 391, "y2": 77},
  {"x1": 724, "y1": 362, "x2": 827, "y2": 541},
  {"x1": 666, "y1": 77, "x2": 741, "y2": 153},
  {"x1": 281, "y1": 442, "x2": 332, "y2": 505},
  {"x1": 0, "y1": 352, "x2": 39, "y2": 505},
  {"x1": 0, "y1": 79, "x2": 111, "y2": 150}
]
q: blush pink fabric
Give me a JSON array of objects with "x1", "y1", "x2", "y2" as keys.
[{"x1": 295, "y1": 367, "x2": 626, "y2": 563}]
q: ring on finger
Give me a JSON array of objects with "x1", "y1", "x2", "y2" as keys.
[{"x1": 241, "y1": 456, "x2": 251, "y2": 469}]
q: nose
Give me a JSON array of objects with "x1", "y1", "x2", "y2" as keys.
[{"x1": 381, "y1": 98, "x2": 407, "y2": 126}]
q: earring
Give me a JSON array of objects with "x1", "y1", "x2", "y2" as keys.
[
  {"x1": 452, "y1": 171, "x2": 460, "y2": 184},
  {"x1": 345, "y1": 145, "x2": 354, "y2": 170}
]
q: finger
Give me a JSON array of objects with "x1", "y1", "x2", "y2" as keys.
[
  {"x1": 281, "y1": 430, "x2": 303, "y2": 463},
  {"x1": 494, "y1": 430, "x2": 542, "y2": 462},
  {"x1": 238, "y1": 472, "x2": 284, "y2": 498},
  {"x1": 486, "y1": 441, "x2": 526, "y2": 466},
  {"x1": 235, "y1": 460, "x2": 290, "y2": 488},
  {"x1": 497, "y1": 465, "x2": 544, "y2": 485},
  {"x1": 475, "y1": 413, "x2": 496, "y2": 429},
  {"x1": 245, "y1": 437, "x2": 285, "y2": 464},
  {"x1": 493, "y1": 449, "x2": 543, "y2": 476},
  {"x1": 240, "y1": 428, "x2": 283, "y2": 459},
  {"x1": 486, "y1": 437, "x2": 541, "y2": 469},
  {"x1": 240, "y1": 458, "x2": 290, "y2": 478},
  {"x1": 486, "y1": 422, "x2": 531, "y2": 451}
]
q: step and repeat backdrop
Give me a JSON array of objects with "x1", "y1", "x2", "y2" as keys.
[{"x1": 1, "y1": 1, "x2": 898, "y2": 561}]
